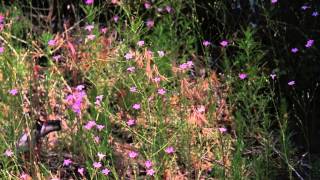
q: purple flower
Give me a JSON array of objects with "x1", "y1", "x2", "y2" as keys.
[
  {"x1": 145, "y1": 160, "x2": 152, "y2": 168},
  {"x1": 239, "y1": 73, "x2": 247, "y2": 80},
  {"x1": 146, "y1": 19, "x2": 154, "y2": 29},
  {"x1": 271, "y1": 0, "x2": 277, "y2": 4},
  {"x1": 312, "y1": 11, "x2": 319, "y2": 17},
  {"x1": 147, "y1": 168, "x2": 155, "y2": 176},
  {"x1": 48, "y1": 39, "x2": 56, "y2": 46},
  {"x1": 179, "y1": 63, "x2": 188, "y2": 70},
  {"x1": 127, "y1": 66, "x2": 136, "y2": 73},
  {"x1": 63, "y1": 159, "x2": 72, "y2": 166},
  {"x1": 137, "y1": 40, "x2": 145, "y2": 47},
  {"x1": 9, "y1": 89, "x2": 18, "y2": 96},
  {"x1": 85, "y1": 0, "x2": 94, "y2": 5},
  {"x1": 153, "y1": 77, "x2": 161, "y2": 83},
  {"x1": 93, "y1": 162, "x2": 102, "y2": 169},
  {"x1": 132, "y1": 103, "x2": 141, "y2": 110},
  {"x1": 270, "y1": 73, "x2": 276, "y2": 80},
  {"x1": 165, "y1": 146, "x2": 175, "y2": 154},
  {"x1": 127, "y1": 119, "x2": 136, "y2": 126},
  {"x1": 0, "y1": 46, "x2": 4, "y2": 54},
  {"x1": 218, "y1": 127, "x2": 227, "y2": 133},
  {"x1": 197, "y1": 105, "x2": 206, "y2": 113},
  {"x1": 130, "y1": 86, "x2": 137, "y2": 93},
  {"x1": 128, "y1": 151, "x2": 138, "y2": 158},
  {"x1": 305, "y1": 39, "x2": 314, "y2": 48},
  {"x1": 301, "y1": 5, "x2": 310, "y2": 10},
  {"x1": 220, "y1": 40, "x2": 229, "y2": 47},
  {"x1": 94, "y1": 136, "x2": 100, "y2": 144},
  {"x1": 4, "y1": 149, "x2": 13, "y2": 157},
  {"x1": 20, "y1": 173, "x2": 29, "y2": 180},
  {"x1": 187, "y1": 61, "x2": 193, "y2": 68},
  {"x1": 101, "y1": 27, "x2": 108, "y2": 34},
  {"x1": 288, "y1": 81, "x2": 295, "y2": 86},
  {"x1": 291, "y1": 48, "x2": 298, "y2": 53},
  {"x1": 157, "y1": 88, "x2": 166, "y2": 95},
  {"x1": 102, "y1": 168, "x2": 110, "y2": 175},
  {"x1": 202, "y1": 40, "x2": 211, "y2": 47},
  {"x1": 124, "y1": 52, "x2": 133, "y2": 60}
]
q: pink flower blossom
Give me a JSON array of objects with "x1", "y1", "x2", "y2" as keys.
[
  {"x1": 127, "y1": 119, "x2": 136, "y2": 126},
  {"x1": 291, "y1": 48, "x2": 298, "y2": 53},
  {"x1": 157, "y1": 50, "x2": 165, "y2": 57},
  {"x1": 0, "y1": 15, "x2": 4, "y2": 23},
  {"x1": 113, "y1": 15, "x2": 119, "y2": 22},
  {"x1": 270, "y1": 73, "x2": 276, "y2": 80},
  {"x1": 145, "y1": 160, "x2": 152, "y2": 168},
  {"x1": 97, "y1": 152, "x2": 106, "y2": 161},
  {"x1": 153, "y1": 77, "x2": 161, "y2": 83},
  {"x1": 203, "y1": 40, "x2": 211, "y2": 47},
  {"x1": 53, "y1": 55, "x2": 61, "y2": 61},
  {"x1": 137, "y1": 40, "x2": 145, "y2": 47},
  {"x1": 9, "y1": 89, "x2": 18, "y2": 96},
  {"x1": 271, "y1": 0, "x2": 277, "y2": 4},
  {"x1": 94, "y1": 136, "x2": 100, "y2": 144},
  {"x1": 165, "y1": 146, "x2": 175, "y2": 154},
  {"x1": 312, "y1": 11, "x2": 319, "y2": 17},
  {"x1": 220, "y1": 40, "x2": 228, "y2": 47},
  {"x1": 84, "y1": 120, "x2": 96, "y2": 130},
  {"x1": 85, "y1": 0, "x2": 94, "y2": 5},
  {"x1": 124, "y1": 52, "x2": 133, "y2": 60},
  {"x1": 101, "y1": 27, "x2": 108, "y2": 34},
  {"x1": 87, "y1": 34, "x2": 96, "y2": 40},
  {"x1": 0, "y1": 46, "x2": 4, "y2": 54},
  {"x1": 93, "y1": 162, "x2": 102, "y2": 169},
  {"x1": 130, "y1": 86, "x2": 137, "y2": 93},
  {"x1": 197, "y1": 105, "x2": 206, "y2": 113},
  {"x1": 102, "y1": 168, "x2": 110, "y2": 175},
  {"x1": 127, "y1": 66, "x2": 136, "y2": 73},
  {"x1": 48, "y1": 39, "x2": 56, "y2": 46},
  {"x1": 219, "y1": 127, "x2": 227, "y2": 133},
  {"x1": 85, "y1": 25, "x2": 94, "y2": 32},
  {"x1": 128, "y1": 151, "x2": 138, "y2": 158},
  {"x1": 20, "y1": 173, "x2": 29, "y2": 180},
  {"x1": 165, "y1": 6, "x2": 172, "y2": 13},
  {"x1": 187, "y1": 61, "x2": 193, "y2": 68},
  {"x1": 96, "y1": 124, "x2": 105, "y2": 131},
  {"x1": 147, "y1": 168, "x2": 155, "y2": 176},
  {"x1": 146, "y1": 19, "x2": 154, "y2": 28},
  {"x1": 157, "y1": 88, "x2": 166, "y2": 95},
  {"x1": 239, "y1": 73, "x2": 247, "y2": 80},
  {"x1": 144, "y1": 2, "x2": 151, "y2": 9},
  {"x1": 4, "y1": 149, "x2": 13, "y2": 157},
  {"x1": 63, "y1": 159, "x2": 72, "y2": 166},
  {"x1": 132, "y1": 103, "x2": 141, "y2": 110},
  {"x1": 78, "y1": 168, "x2": 85, "y2": 176},
  {"x1": 288, "y1": 81, "x2": 295, "y2": 86},
  {"x1": 305, "y1": 39, "x2": 314, "y2": 48}
]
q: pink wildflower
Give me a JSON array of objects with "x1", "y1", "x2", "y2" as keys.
[
  {"x1": 137, "y1": 40, "x2": 145, "y2": 47},
  {"x1": 144, "y1": 1, "x2": 151, "y2": 9},
  {"x1": 305, "y1": 39, "x2": 314, "y2": 48},
  {"x1": 147, "y1": 169, "x2": 155, "y2": 176},
  {"x1": 130, "y1": 86, "x2": 137, "y2": 93},
  {"x1": 271, "y1": 0, "x2": 277, "y2": 4},
  {"x1": 96, "y1": 124, "x2": 105, "y2": 131},
  {"x1": 288, "y1": 81, "x2": 295, "y2": 86},
  {"x1": 48, "y1": 39, "x2": 56, "y2": 46},
  {"x1": 4, "y1": 149, "x2": 13, "y2": 157},
  {"x1": 94, "y1": 136, "x2": 100, "y2": 144},
  {"x1": 145, "y1": 160, "x2": 152, "y2": 168},
  {"x1": 63, "y1": 159, "x2": 72, "y2": 166},
  {"x1": 220, "y1": 40, "x2": 228, "y2": 47},
  {"x1": 0, "y1": 46, "x2": 4, "y2": 54},
  {"x1": 153, "y1": 77, "x2": 161, "y2": 83},
  {"x1": 53, "y1": 55, "x2": 61, "y2": 61},
  {"x1": 9, "y1": 89, "x2": 18, "y2": 96},
  {"x1": 97, "y1": 152, "x2": 106, "y2": 161},
  {"x1": 270, "y1": 73, "x2": 276, "y2": 80},
  {"x1": 203, "y1": 40, "x2": 211, "y2": 47},
  {"x1": 85, "y1": 0, "x2": 94, "y2": 5},
  {"x1": 20, "y1": 173, "x2": 29, "y2": 180},
  {"x1": 127, "y1": 66, "x2": 136, "y2": 73},
  {"x1": 85, "y1": 25, "x2": 94, "y2": 32},
  {"x1": 239, "y1": 73, "x2": 247, "y2": 80},
  {"x1": 128, "y1": 151, "x2": 138, "y2": 159},
  {"x1": 132, "y1": 103, "x2": 141, "y2": 110},
  {"x1": 0, "y1": 15, "x2": 4, "y2": 23},
  {"x1": 157, "y1": 88, "x2": 166, "y2": 95},
  {"x1": 124, "y1": 52, "x2": 133, "y2": 60},
  {"x1": 87, "y1": 34, "x2": 96, "y2": 40},
  {"x1": 84, "y1": 120, "x2": 96, "y2": 130},
  {"x1": 291, "y1": 48, "x2": 298, "y2": 53},
  {"x1": 78, "y1": 168, "x2": 84, "y2": 176},
  {"x1": 113, "y1": 15, "x2": 119, "y2": 22},
  {"x1": 165, "y1": 6, "x2": 172, "y2": 13},
  {"x1": 93, "y1": 162, "x2": 102, "y2": 169},
  {"x1": 157, "y1": 50, "x2": 165, "y2": 57},
  {"x1": 146, "y1": 19, "x2": 154, "y2": 28},
  {"x1": 127, "y1": 119, "x2": 136, "y2": 126},
  {"x1": 102, "y1": 168, "x2": 110, "y2": 175},
  {"x1": 219, "y1": 127, "x2": 227, "y2": 133},
  {"x1": 101, "y1": 27, "x2": 108, "y2": 34},
  {"x1": 165, "y1": 146, "x2": 175, "y2": 154}
]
